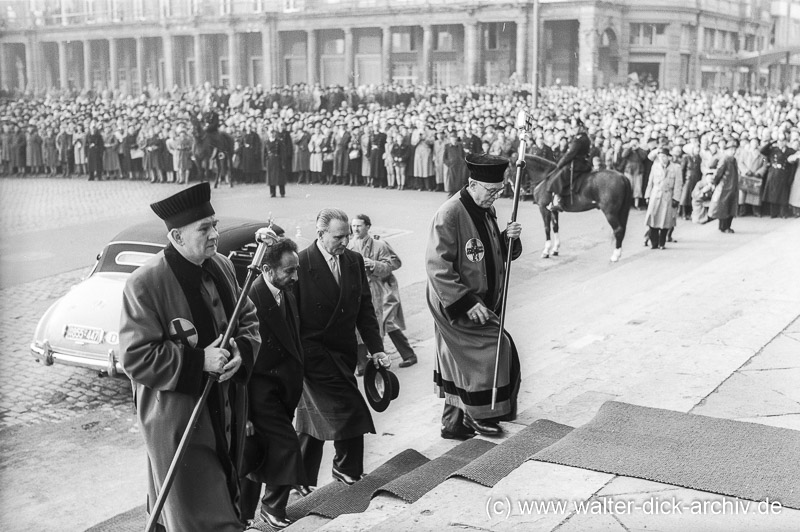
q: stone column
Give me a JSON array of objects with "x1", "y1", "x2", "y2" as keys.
[
  {"x1": 27, "y1": 39, "x2": 39, "y2": 91},
  {"x1": 262, "y1": 24, "x2": 273, "y2": 87},
  {"x1": 83, "y1": 39, "x2": 92, "y2": 90},
  {"x1": 344, "y1": 28, "x2": 354, "y2": 85},
  {"x1": 135, "y1": 36, "x2": 145, "y2": 93},
  {"x1": 516, "y1": 15, "x2": 528, "y2": 82},
  {"x1": 531, "y1": 0, "x2": 539, "y2": 106},
  {"x1": 577, "y1": 16, "x2": 598, "y2": 88},
  {"x1": 228, "y1": 31, "x2": 240, "y2": 87},
  {"x1": 381, "y1": 25, "x2": 392, "y2": 83},
  {"x1": 194, "y1": 34, "x2": 204, "y2": 85},
  {"x1": 163, "y1": 35, "x2": 174, "y2": 89},
  {"x1": 421, "y1": 24, "x2": 432, "y2": 85},
  {"x1": 108, "y1": 38, "x2": 118, "y2": 90},
  {"x1": 306, "y1": 29, "x2": 317, "y2": 85},
  {"x1": 464, "y1": 22, "x2": 478, "y2": 85},
  {"x1": 61, "y1": 0, "x2": 69, "y2": 25},
  {"x1": 694, "y1": 17, "x2": 703, "y2": 91},
  {"x1": 1, "y1": 44, "x2": 10, "y2": 91}
]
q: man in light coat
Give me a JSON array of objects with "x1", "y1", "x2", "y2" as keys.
[
  {"x1": 709, "y1": 140, "x2": 740, "y2": 233},
  {"x1": 349, "y1": 214, "x2": 418, "y2": 375},
  {"x1": 644, "y1": 147, "x2": 683, "y2": 249}
]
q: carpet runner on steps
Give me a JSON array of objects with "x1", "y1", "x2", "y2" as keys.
[
  {"x1": 532, "y1": 401, "x2": 800, "y2": 510},
  {"x1": 373, "y1": 438, "x2": 497, "y2": 503},
  {"x1": 449, "y1": 419, "x2": 574, "y2": 487}
]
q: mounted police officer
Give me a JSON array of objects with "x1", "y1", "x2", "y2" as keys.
[{"x1": 546, "y1": 116, "x2": 592, "y2": 212}]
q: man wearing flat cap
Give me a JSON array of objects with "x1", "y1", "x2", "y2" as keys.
[
  {"x1": 120, "y1": 182, "x2": 260, "y2": 531},
  {"x1": 426, "y1": 153, "x2": 522, "y2": 440}
]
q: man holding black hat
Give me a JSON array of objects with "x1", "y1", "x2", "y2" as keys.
[
  {"x1": 292, "y1": 208, "x2": 390, "y2": 488},
  {"x1": 426, "y1": 153, "x2": 522, "y2": 440},
  {"x1": 545, "y1": 116, "x2": 592, "y2": 211},
  {"x1": 120, "y1": 182, "x2": 260, "y2": 531}
]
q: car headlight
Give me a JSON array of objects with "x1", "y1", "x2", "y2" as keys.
[{"x1": 105, "y1": 332, "x2": 119, "y2": 345}]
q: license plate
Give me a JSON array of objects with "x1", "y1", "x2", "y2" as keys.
[{"x1": 64, "y1": 325, "x2": 104, "y2": 344}]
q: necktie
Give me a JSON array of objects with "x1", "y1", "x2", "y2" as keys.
[
  {"x1": 277, "y1": 291, "x2": 286, "y2": 317},
  {"x1": 330, "y1": 256, "x2": 340, "y2": 286}
]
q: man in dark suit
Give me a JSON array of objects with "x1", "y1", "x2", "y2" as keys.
[
  {"x1": 292, "y1": 208, "x2": 390, "y2": 487},
  {"x1": 241, "y1": 237, "x2": 307, "y2": 530}
]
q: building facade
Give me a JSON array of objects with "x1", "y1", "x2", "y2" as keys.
[{"x1": 0, "y1": 0, "x2": 797, "y2": 94}]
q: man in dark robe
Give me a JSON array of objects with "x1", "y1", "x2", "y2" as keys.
[
  {"x1": 760, "y1": 134, "x2": 796, "y2": 218},
  {"x1": 86, "y1": 123, "x2": 105, "y2": 181},
  {"x1": 263, "y1": 128, "x2": 285, "y2": 197},
  {"x1": 120, "y1": 182, "x2": 260, "y2": 531},
  {"x1": 369, "y1": 127, "x2": 387, "y2": 188},
  {"x1": 241, "y1": 237, "x2": 307, "y2": 530},
  {"x1": 426, "y1": 154, "x2": 522, "y2": 440},
  {"x1": 240, "y1": 122, "x2": 262, "y2": 184},
  {"x1": 292, "y1": 208, "x2": 389, "y2": 487}
]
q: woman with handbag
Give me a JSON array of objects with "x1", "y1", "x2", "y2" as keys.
[{"x1": 736, "y1": 137, "x2": 768, "y2": 217}]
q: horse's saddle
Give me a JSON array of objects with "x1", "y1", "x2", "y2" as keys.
[{"x1": 533, "y1": 170, "x2": 594, "y2": 205}]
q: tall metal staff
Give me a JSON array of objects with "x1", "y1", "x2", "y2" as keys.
[
  {"x1": 145, "y1": 227, "x2": 279, "y2": 532},
  {"x1": 491, "y1": 110, "x2": 532, "y2": 410}
]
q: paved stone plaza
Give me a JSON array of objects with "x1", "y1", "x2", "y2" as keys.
[{"x1": 1, "y1": 176, "x2": 799, "y2": 531}]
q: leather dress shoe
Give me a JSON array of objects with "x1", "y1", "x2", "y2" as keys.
[
  {"x1": 399, "y1": 355, "x2": 417, "y2": 368},
  {"x1": 332, "y1": 466, "x2": 363, "y2": 485},
  {"x1": 441, "y1": 426, "x2": 475, "y2": 440},
  {"x1": 259, "y1": 507, "x2": 292, "y2": 530},
  {"x1": 463, "y1": 415, "x2": 504, "y2": 437},
  {"x1": 292, "y1": 485, "x2": 313, "y2": 497}
]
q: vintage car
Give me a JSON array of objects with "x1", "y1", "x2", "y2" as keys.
[{"x1": 30, "y1": 217, "x2": 278, "y2": 377}]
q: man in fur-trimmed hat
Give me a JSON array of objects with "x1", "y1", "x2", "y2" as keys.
[
  {"x1": 425, "y1": 153, "x2": 523, "y2": 440},
  {"x1": 120, "y1": 182, "x2": 260, "y2": 531}
]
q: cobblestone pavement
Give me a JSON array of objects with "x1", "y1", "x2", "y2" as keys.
[
  {"x1": 0, "y1": 176, "x2": 256, "y2": 237},
  {"x1": 0, "y1": 176, "x2": 416, "y2": 429},
  {"x1": 0, "y1": 177, "x2": 237, "y2": 428},
  {"x1": 0, "y1": 268, "x2": 134, "y2": 428}
]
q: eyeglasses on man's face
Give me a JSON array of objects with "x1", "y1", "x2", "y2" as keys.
[{"x1": 474, "y1": 181, "x2": 505, "y2": 197}]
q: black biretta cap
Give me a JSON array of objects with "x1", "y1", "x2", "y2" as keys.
[
  {"x1": 150, "y1": 182, "x2": 215, "y2": 229},
  {"x1": 465, "y1": 153, "x2": 509, "y2": 183}
]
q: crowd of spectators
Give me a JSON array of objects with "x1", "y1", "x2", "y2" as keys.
[{"x1": 1, "y1": 81, "x2": 798, "y2": 216}]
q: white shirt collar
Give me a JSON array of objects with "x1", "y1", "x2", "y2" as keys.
[
  {"x1": 316, "y1": 239, "x2": 338, "y2": 267},
  {"x1": 264, "y1": 277, "x2": 282, "y2": 302}
]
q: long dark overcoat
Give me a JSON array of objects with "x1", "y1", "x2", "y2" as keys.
[
  {"x1": 292, "y1": 242, "x2": 384, "y2": 440},
  {"x1": 243, "y1": 278, "x2": 306, "y2": 486}
]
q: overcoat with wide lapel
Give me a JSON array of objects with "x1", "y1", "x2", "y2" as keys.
[{"x1": 293, "y1": 241, "x2": 384, "y2": 440}]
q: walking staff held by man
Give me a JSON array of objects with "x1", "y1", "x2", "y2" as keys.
[
  {"x1": 120, "y1": 182, "x2": 260, "y2": 531},
  {"x1": 426, "y1": 153, "x2": 523, "y2": 440}
]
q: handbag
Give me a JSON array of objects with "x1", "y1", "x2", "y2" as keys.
[
  {"x1": 738, "y1": 174, "x2": 762, "y2": 196},
  {"x1": 323, "y1": 152, "x2": 334, "y2": 162},
  {"x1": 349, "y1": 149, "x2": 360, "y2": 160}
]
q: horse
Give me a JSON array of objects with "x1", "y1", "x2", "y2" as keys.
[
  {"x1": 191, "y1": 115, "x2": 235, "y2": 188},
  {"x1": 523, "y1": 154, "x2": 633, "y2": 262}
]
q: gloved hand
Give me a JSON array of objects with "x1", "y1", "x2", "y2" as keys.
[{"x1": 671, "y1": 199, "x2": 679, "y2": 210}]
